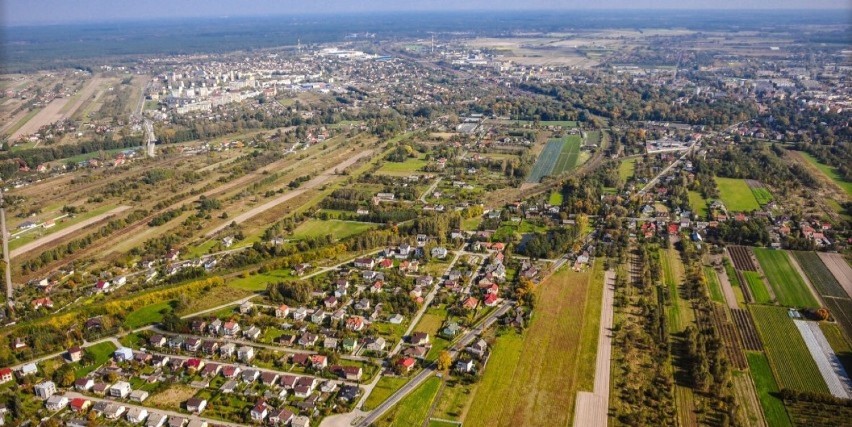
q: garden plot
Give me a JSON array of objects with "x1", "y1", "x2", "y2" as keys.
[{"x1": 792, "y1": 320, "x2": 852, "y2": 398}]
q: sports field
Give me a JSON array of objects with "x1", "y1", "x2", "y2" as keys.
[
  {"x1": 526, "y1": 136, "x2": 582, "y2": 183},
  {"x1": 753, "y1": 248, "x2": 819, "y2": 308},
  {"x1": 465, "y1": 266, "x2": 601, "y2": 427},
  {"x1": 715, "y1": 177, "x2": 761, "y2": 212}
]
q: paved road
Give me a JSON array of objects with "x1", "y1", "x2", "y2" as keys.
[
  {"x1": 63, "y1": 391, "x2": 246, "y2": 427},
  {"x1": 638, "y1": 142, "x2": 697, "y2": 195},
  {"x1": 10, "y1": 206, "x2": 131, "y2": 258},
  {"x1": 573, "y1": 269, "x2": 615, "y2": 427},
  {"x1": 419, "y1": 177, "x2": 441, "y2": 203},
  {"x1": 356, "y1": 302, "x2": 512, "y2": 427}
]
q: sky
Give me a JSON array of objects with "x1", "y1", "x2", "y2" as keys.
[{"x1": 3, "y1": 0, "x2": 851, "y2": 26}]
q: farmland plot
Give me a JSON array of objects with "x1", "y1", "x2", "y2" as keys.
[
  {"x1": 818, "y1": 252, "x2": 852, "y2": 298},
  {"x1": 731, "y1": 309, "x2": 763, "y2": 351},
  {"x1": 792, "y1": 320, "x2": 852, "y2": 398},
  {"x1": 792, "y1": 251, "x2": 848, "y2": 298},
  {"x1": 750, "y1": 305, "x2": 829, "y2": 394},
  {"x1": 728, "y1": 246, "x2": 757, "y2": 271},
  {"x1": 753, "y1": 248, "x2": 819, "y2": 308}
]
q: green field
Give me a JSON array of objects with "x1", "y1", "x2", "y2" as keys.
[
  {"x1": 660, "y1": 248, "x2": 692, "y2": 332},
  {"x1": 227, "y1": 268, "x2": 294, "y2": 291},
  {"x1": 619, "y1": 158, "x2": 636, "y2": 182},
  {"x1": 749, "y1": 305, "x2": 829, "y2": 394},
  {"x1": 753, "y1": 249, "x2": 819, "y2": 308},
  {"x1": 750, "y1": 187, "x2": 773, "y2": 205},
  {"x1": 74, "y1": 341, "x2": 118, "y2": 377},
  {"x1": 376, "y1": 157, "x2": 429, "y2": 176},
  {"x1": 688, "y1": 191, "x2": 708, "y2": 218},
  {"x1": 703, "y1": 267, "x2": 725, "y2": 303},
  {"x1": 466, "y1": 267, "x2": 600, "y2": 427},
  {"x1": 746, "y1": 352, "x2": 792, "y2": 427},
  {"x1": 526, "y1": 136, "x2": 582, "y2": 182},
  {"x1": 376, "y1": 376, "x2": 442, "y2": 427},
  {"x1": 501, "y1": 119, "x2": 578, "y2": 128},
  {"x1": 715, "y1": 177, "x2": 761, "y2": 212},
  {"x1": 548, "y1": 190, "x2": 564, "y2": 206},
  {"x1": 791, "y1": 251, "x2": 848, "y2": 298},
  {"x1": 820, "y1": 322, "x2": 852, "y2": 374},
  {"x1": 291, "y1": 219, "x2": 376, "y2": 240},
  {"x1": 800, "y1": 152, "x2": 852, "y2": 197},
  {"x1": 743, "y1": 271, "x2": 772, "y2": 304},
  {"x1": 124, "y1": 300, "x2": 173, "y2": 328},
  {"x1": 363, "y1": 376, "x2": 410, "y2": 411}
]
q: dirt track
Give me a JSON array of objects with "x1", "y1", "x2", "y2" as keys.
[
  {"x1": 10, "y1": 205, "x2": 130, "y2": 258},
  {"x1": 572, "y1": 269, "x2": 615, "y2": 427},
  {"x1": 205, "y1": 149, "x2": 373, "y2": 237}
]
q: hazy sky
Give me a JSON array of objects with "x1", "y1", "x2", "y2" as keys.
[{"x1": 4, "y1": 0, "x2": 851, "y2": 26}]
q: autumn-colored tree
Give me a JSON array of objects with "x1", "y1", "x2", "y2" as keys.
[{"x1": 437, "y1": 351, "x2": 453, "y2": 372}]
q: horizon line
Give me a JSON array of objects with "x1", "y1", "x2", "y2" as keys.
[{"x1": 4, "y1": 8, "x2": 850, "y2": 28}]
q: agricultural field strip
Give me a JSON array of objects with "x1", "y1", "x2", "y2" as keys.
[
  {"x1": 731, "y1": 309, "x2": 763, "y2": 351},
  {"x1": 817, "y1": 252, "x2": 852, "y2": 299},
  {"x1": 792, "y1": 320, "x2": 852, "y2": 398},
  {"x1": 9, "y1": 205, "x2": 131, "y2": 258},
  {"x1": 526, "y1": 139, "x2": 562, "y2": 183},
  {"x1": 750, "y1": 305, "x2": 829, "y2": 394},
  {"x1": 728, "y1": 246, "x2": 756, "y2": 271},
  {"x1": 792, "y1": 251, "x2": 848, "y2": 298},
  {"x1": 572, "y1": 270, "x2": 615, "y2": 427},
  {"x1": 205, "y1": 149, "x2": 374, "y2": 236},
  {"x1": 753, "y1": 248, "x2": 818, "y2": 308}
]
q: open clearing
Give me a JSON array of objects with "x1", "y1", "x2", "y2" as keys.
[
  {"x1": 715, "y1": 177, "x2": 761, "y2": 212},
  {"x1": 376, "y1": 376, "x2": 442, "y2": 427},
  {"x1": 753, "y1": 248, "x2": 819, "y2": 308},
  {"x1": 466, "y1": 266, "x2": 600, "y2": 427},
  {"x1": 124, "y1": 300, "x2": 173, "y2": 329},
  {"x1": 147, "y1": 384, "x2": 199, "y2": 410},
  {"x1": 618, "y1": 158, "x2": 636, "y2": 182},
  {"x1": 688, "y1": 191, "x2": 708, "y2": 218},
  {"x1": 798, "y1": 152, "x2": 852, "y2": 197},
  {"x1": 376, "y1": 157, "x2": 428, "y2": 176},
  {"x1": 749, "y1": 305, "x2": 829, "y2": 394},
  {"x1": 291, "y1": 219, "x2": 376, "y2": 240},
  {"x1": 363, "y1": 376, "x2": 410, "y2": 411}
]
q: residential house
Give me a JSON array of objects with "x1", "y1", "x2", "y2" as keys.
[
  {"x1": 126, "y1": 407, "x2": 149, "y2": 423},
  {"x1": 185, "y1": 397, "x2": 207, "y2": 413},
  {"x1": 45, "y1": 395, "x2": 69, "y2": 411},
  {"x1": 66, "y1": 346, "x2": 83, "y2": 362},
  {"x1": 34, "y1": 381, "x2": 57, "y2": 399},
  {"x1": 145, "y1": 412, "x2": 168, "y2": 427},
  {"x1": 410, "y1": 332, "x2": 430, "y2": 345},
  {"x1": 237, "y1": 346, "x2": 255, "y2": 362},
  {"x1": 74, "y1": 377, "x2": 95, "y2": 391},
  {"x1": 130, "y1": 390, "x2": 149, "y2": 402},
  {"x1": 275, "y1": 304, "x2": 290, "y2": 318},
  {"x1": 466, "y1": 339, "x2": 488, "y2": 359},
  {"x1": 110, "y1": 381, "x2": 132, "y2": 398},
  {"x1": 456, "y1": 359, "x2": 475, "y2": 373},
  {"x1": 270, "y1": 408, "x2": 294, "y2": 425},
  {"x1": 69, "y1": 397, "x2": 91, "y2": 413},
  {"x1": 397, "y1": 357, "x2": 416, "y2": 373},
  {"x1": 104, "y1": 403, "x2": 126, "y2": 420},
  {"x1": 250, "y1": 401, "x2": 269, "y2": 422}
]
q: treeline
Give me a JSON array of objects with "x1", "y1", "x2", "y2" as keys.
[
  {"x1": 0, "y1": 134, "x2": 144, "y2": 177},
  {"x1": 21, "y1": 210, "x2": 148, "y2": 272}
]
